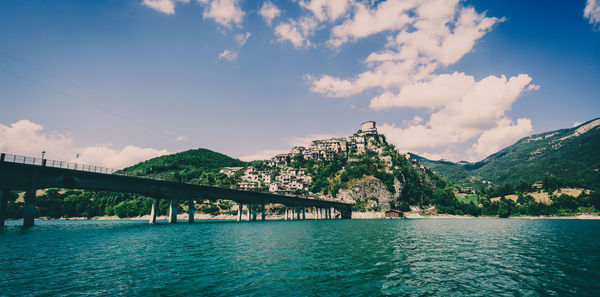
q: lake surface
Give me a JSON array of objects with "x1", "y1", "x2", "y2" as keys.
[{"x1": 1, "y1": 219, "x2": 600, "y2": 296}]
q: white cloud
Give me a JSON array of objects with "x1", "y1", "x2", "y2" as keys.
[
  {"x1": 289, "y1": 134, "x2": 340, "y2": 147},
  {"x1": 176, "y1": 135, "x2": 189, "y2": 142},
  {"x1": 0, "y1": 120, "x2": 169, "y2": 169},
  {"x1": 238, "y1": 149, "x2": 287, "y2": 161},
  {"x1": 74, "y1": 146, "x2": 169, "y2": 169},
  {"x1": 585, "y1": 0, "x2": 600, "y2": 29},
  {"x1": 309, "y1": 1, "x2": 502, "y2": 98},
  {"x1": 235, "y1": 32, "x2": 251, "y2": 46},
  {"x1": 419, "y1": 150, "x2": 460, "y2": 162},
  {"x1": 275, "y1": 16, "x2": 318, "y2": 48},
  {"x1": 200, "y1": 0, "x2": 244, "y2": 28},
  {"x1": 141, "y1": 0, "x2": 190, "y2": 14},
  {"x1": 299, "y1": 0, "x2": 351, "y2": 22},
  {"x1": 327, "y1": 0, "x2": 418, "y2": 48},
  {"x1": 403, "y1": 116, "x2": 424, "y2": 126},
  {"x1": 376, "y1": 72, "x2": 537, "y2": 160},
  {"x1": 469, "y1": 118, "x2": 532, "y2": 160},
  {"x1": 294, "y1": 0, "x2": 535, "y2": 161},
  {"x1": 218, "y1": 49, "x2": 238, "y2": 61},
  {"x1": 259, "y1": 1, "x2": 281, "y2": 26}
]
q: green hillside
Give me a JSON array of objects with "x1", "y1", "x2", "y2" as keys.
[
  {"x1": 122, "y1": 148, "x2": 246, "y2": 186},
  {"x1": 414, "y1": 118, "x2": 600, "y2": 190}
]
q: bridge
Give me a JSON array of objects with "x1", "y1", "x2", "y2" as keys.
[{"x1": 0, "y1": 153, "x2": 353, "y2": 226}]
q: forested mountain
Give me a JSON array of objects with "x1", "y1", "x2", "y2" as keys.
[
  {"x1": 414, "y1": 118, "x2": 600, "y2": 190},
  {"x1": 122, "y1": 148, "x2": 246, "y2": 186}
]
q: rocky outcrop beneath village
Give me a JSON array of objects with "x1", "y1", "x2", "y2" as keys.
[{"x1": 338, "y1": 176, "x2": 403, "y2": 210}]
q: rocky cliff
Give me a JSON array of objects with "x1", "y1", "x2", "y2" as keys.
[{"x1": 338, "y1": 176, "x2": 404, "y2": 210}]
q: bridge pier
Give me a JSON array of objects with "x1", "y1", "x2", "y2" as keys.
[
  {"x1": 23, "y1": 189, "x2": 36, "y2": 227},
  {"x1": 261, "y1": 205, "x2": 266, "y2": 221},
  {"x1": 188, "y1": 200, "x2": 194, "y2": 223},
  {"x1": 285, "y1": 206, "x2": 288, "y2": 220},
  {"x1": 252, "y1": 205, "x2": 257, "y2": 221},
  {"x1": 302, "y1": 208, "x2": 305, "y2": 220},
  {"x1": 247, "y1": 204, "x2": 251, "y2": 221},
  {"x1": 169, "y1": 200, "x2": 177, "y2": 223},
  {"x1": 237, "y1": 203, "x2": 243, "y2": 221},
  {"x1": 0, "y1": 190, "x2": 7, "y2": 227},
  {"x1": 149, "y1": 198, "x2": 158, "y2": 224}
]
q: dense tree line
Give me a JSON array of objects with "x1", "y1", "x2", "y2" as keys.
[{"x1": 3, "y1": 189, "x2": 179, "y2": 219}]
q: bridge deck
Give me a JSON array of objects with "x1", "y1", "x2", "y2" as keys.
[{"x1": 0, "y1": 153, "x2": 353, "y2": 226}]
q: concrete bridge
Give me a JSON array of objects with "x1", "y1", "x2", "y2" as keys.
[{"x1": 0, "y1": 153, "x2": 353, "y2": 226}]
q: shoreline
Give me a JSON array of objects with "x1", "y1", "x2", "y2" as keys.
[{"x1": 8, "y1": 212, "x2": 599, "y2": 221}]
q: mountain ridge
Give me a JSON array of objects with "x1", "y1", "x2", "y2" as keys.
[{"x1": 413, "y1": 117, "x2": 600, "y2": 190}]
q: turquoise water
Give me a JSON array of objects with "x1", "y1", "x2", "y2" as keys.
[{"x1": 1, "y1": 219, "x2": 599, "y2": 296}]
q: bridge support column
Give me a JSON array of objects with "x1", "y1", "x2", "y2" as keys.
[
  {"x1": 237, "y1": 203, "x2": 243, "y2": 221},
  {"x1": 0, "y1": 190, "x2": 8, "y2": 227},
  {"x1": 247, "y1": 204, "x2": 251, "y2": 221},
  {"x1": 169, "y1": 200, "x2": 177, "y2": 223},
  {"x1": 285, "y1": 207, "x2": 288, "y2": 220},
  {"x1": 23, "y1": 189, "x2": 36, "y2": 227},
  {"x1": 296, "y1": 208, "x2": 300, "y2": 220},
  {"x1": 149, "y1": 198, "x2": 158, "y2": 224},
  {"x1": 188, "y1": 200, "x2": 194, "y2": 223},
  {"x1": 252, "y1": 205, "x2": 257, "y2": 221},
  {"x1": 302, "y1": 208, "x2": 305, "y2": 220},
  {"x1": 261, "y1": 205, "x2": 266, "y2": 221}
]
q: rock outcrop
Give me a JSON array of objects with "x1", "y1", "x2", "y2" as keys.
[{"x1": 338, "y1": 176, "x2": 400, "y2": 210}]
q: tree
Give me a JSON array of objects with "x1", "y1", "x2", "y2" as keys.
[{"x1": 498, "y1": 198, "x2": 514, "y2": 218}]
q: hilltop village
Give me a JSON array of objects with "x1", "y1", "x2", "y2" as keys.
[{"x1": 220, "y1": 121, "x2": 428, "y2": 197}]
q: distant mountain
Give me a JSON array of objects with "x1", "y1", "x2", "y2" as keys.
[
  {"x1": 413, "y1": 118, "x2": 600, "y2": 190},
  {"x1": 122, "y1": 148, "x2": 246, "y2": 182}
]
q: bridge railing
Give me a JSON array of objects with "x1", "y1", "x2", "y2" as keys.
[
  {"x1": 0, "y1": 152, "x2": 349, "y2": 204},
  {"x1": 1, "y1": 153, "x2": 123, "y2": 175}
]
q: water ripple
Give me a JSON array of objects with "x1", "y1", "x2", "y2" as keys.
[{"x1": 1, "y1": 219, "x2": 600, "y2": 296}]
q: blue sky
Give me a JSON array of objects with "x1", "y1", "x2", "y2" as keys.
[{"x1": 0, "y1": 0, "x2": 599, "y2": 167}]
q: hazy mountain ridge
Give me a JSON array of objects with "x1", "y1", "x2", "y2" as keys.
[{"x1": 414, "y1": 118, "x2": 600, "y2": 190}]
